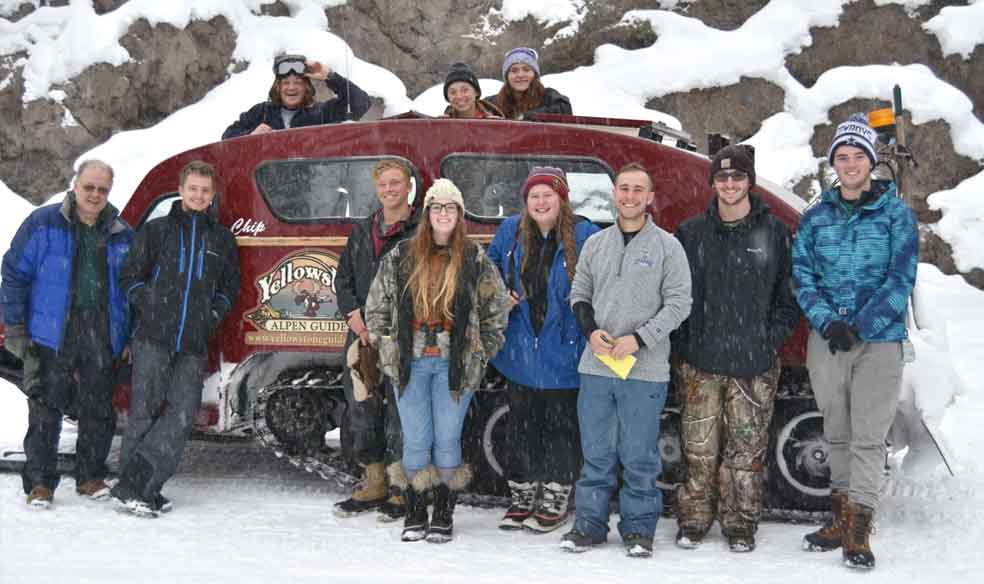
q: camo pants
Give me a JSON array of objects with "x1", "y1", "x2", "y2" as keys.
[{"x1": 675, "y1": 360, "x2": 779, "y2": 535}]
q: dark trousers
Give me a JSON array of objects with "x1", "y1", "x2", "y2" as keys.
[
  {"x1": 21, "y1": 309, "x2": 115, "y2": 494},
  {"x1": 505, "y1": 383, "x2": 581, "y2": 484},
  {"x1": 117, "y1": 339, "x2": 204, "y2": 501},
  {"x1": 343, "y1": 334, "x2": 402, "y2": 466}
]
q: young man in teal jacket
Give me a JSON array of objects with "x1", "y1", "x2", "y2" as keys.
[{"x1": 793, "y1": 114, "x2": 918, "y2": 570}]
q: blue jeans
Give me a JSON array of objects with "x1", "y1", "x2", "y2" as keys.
[
  {"x1": 395, "y1": 357, "x2": 474, "y2": 474},
  {"x1": 573, "y1": 374, "x2": 668, "y2": 540}
]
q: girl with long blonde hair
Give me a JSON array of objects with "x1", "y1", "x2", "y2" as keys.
[{"x1": 365, "y1": 178, "x2": 509, "y2": 544}]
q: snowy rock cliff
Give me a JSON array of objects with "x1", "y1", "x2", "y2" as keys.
[{"x1": 0, "y1": 0, "x2": 981, "y2": 288}]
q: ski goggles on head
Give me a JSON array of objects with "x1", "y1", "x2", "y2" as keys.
[{"x1": 274, "y1": 55, "x2": 306, "y2": 78}]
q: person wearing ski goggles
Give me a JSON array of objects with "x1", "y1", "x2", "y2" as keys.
[{"x1": 222, "y1": 53, "x2": 372, "y2": 139}]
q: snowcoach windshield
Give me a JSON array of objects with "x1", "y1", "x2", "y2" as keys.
[
  {"x1": 440, "y1": 154, "x2": 616, "y2": 223},
  {"x1": 254, "y1": 157, "x2": 419, "y2": 222}
]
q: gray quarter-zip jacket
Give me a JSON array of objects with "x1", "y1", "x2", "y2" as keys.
[{"x1": 570, "y1": 216, "x2": 692, "y2": 382}]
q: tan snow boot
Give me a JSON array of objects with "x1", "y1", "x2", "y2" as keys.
[{"x1": 334, "y1": 462, "x2": 388, "y2": 517}]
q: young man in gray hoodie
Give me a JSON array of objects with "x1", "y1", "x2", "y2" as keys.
[{"x1": 561, "y1": 162, "x2": 692, "y2": 557}]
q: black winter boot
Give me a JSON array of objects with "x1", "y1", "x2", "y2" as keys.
[
  {"x1": 427, "y1": 466, "x2": 471, "y2": 543},
  {"x1": 390, "y1": 464, "x2": 438, "y2": 542},
  {"x1": 401, "y1": 486, "x2": 429, "y2": 542},
  {"x1": 426, "y1": 484, "x2": 457, "y2": 544}
]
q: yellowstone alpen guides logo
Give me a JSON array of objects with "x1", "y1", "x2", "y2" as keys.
[{"x1": 244, "y1": 250, "x2": 349, "y2": 347}]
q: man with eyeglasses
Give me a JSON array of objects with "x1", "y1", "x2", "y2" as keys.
[
  {"x1": 222, "y1": 53, "x2": 371, "y2": 139},
  {"x1": 671, "y1": 144, "x2": 798, "y2": 553},
  {"x1": 2, "y1": 160, "x2": 134, "y2": 509}
]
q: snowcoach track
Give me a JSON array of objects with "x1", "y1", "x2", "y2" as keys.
[
  {"x1": 249, "y1": 370, "x2": 830, "y2": 519},
  {"x1": 251, "y1": 369, "x2": 359, "y2": 491}
]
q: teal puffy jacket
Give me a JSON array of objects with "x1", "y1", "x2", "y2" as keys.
[{"x1": 791, "y1": 180, "x2": 917, "y2": 341}]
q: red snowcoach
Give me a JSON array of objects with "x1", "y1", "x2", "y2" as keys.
[{"x1": 2, "y1": 113, "x2": 827, "y2": 514}]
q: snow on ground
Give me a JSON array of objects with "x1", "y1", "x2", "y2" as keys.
[
  {"x1": 1, "y1": 2, "x2": 984, "y2": 580},
  {"x1": 1, "y1": 264, "x2": 983, "y2": 583}
]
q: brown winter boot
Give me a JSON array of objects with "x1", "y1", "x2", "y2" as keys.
[
  {"x1": 333, "y1": 462, "x2": 388, "y2": 517},
  {"x1": 842, "y1": 502, "x2": 876, "y2": 570},
  {"x1": 802, "y1": 490, "x2": 847, "y2": 552},
  {"x1": 77, "y1": 479, "x2": 112, "y2": 500},
  {"x1": 27, "y1": 486, "x2": 53, "y2": 509}
]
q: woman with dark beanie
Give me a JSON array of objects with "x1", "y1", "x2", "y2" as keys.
[{"x1": 442, "y1": 63, "x2": 504, "y2": 119}]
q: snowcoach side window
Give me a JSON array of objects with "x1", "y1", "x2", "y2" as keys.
[
  {"x1": 440, "y1": 154, "x2": 616, "y2": 223},
  {"x1": 254, "y1": 157, "x2": 419, "y2": 222},
  {"x1": 137, "y1": 193, "x2": 181, "y2": 227}
]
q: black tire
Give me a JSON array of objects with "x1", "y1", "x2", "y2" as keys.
[
  {"x1": 461, "y1": 389, "x2": 510, "y2": 497},
  {"x1": 764, "y1": 396, "x2": 831, "y2": 512}
]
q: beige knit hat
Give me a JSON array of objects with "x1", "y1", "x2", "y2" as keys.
[{"x1": 423, "y1": 178, "x2": 466, "y2": 211}]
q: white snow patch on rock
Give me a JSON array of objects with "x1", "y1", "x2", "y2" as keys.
[{"x1": 924, "y1": 0, "x2": 984, "y2": 59}]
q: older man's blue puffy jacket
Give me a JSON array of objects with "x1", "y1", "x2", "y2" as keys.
[
  {"x1": 1, "y1": 195, "x2": 133, "y2": 356},
  {"x1": 791, "y1": 180, "x2": 917, "y2": 342}
]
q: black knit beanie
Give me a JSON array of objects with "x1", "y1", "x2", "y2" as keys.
[
  {"x1": 443, "y1": 62, "x2": 481, "y2": 101},
  {"x1": 709, "y1": 144, "x2": 756, "y2": 187}
]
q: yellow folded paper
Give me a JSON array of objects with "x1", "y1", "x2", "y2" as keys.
[{"x1": 594, "y1": 353, "x2": 636, "y2": 380}]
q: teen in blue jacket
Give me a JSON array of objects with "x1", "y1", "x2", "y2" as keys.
[
  {"x1": 1, "y1": 160, "x2": 133, "y2": 508},
  {"x1": 487, "y1": 167, "x2": 599, "y2": 533}
]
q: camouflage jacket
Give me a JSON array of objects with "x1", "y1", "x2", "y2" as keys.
[{"x1": 365, "y1": 239, "x2": 510, "y2": 398}]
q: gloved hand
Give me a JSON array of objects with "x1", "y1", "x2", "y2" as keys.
[
  {"x1": 823, "y1": 321, "x2": 860, "y2": 355},
  {"x1": 3, "y1": 324, "x2": 28, "y2": 360}
]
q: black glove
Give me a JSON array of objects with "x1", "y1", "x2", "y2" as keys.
[
  {"x1": 823, "y1": 321, "x2": 860, "y2": 355},
  {"x1": 4, "y1": 324, "x2": 28, "y2": 360}
]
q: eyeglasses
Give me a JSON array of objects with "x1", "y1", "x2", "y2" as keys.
[
  {"x1": 428, "y1": 203, "x2": 460, "y2": 214},
  {"x1": 275, "y1": 58, "x2": 306, "y2": 78},
  {"x1": 713, "y1": 170, "x2": 749, "y2": 183}
]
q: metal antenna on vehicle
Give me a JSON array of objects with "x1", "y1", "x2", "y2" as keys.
[{"x1": 344, "y1": 38, "x2": 353, "y2": 121}]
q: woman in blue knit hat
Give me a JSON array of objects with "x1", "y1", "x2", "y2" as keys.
[{"x1": 486, "y1": 47, "x2": 572, "y2": 120}]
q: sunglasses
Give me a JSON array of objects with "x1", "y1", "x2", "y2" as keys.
[
  {"x1": 275, "y1": 58, "x2": 306, "y2": 78},
  {"x1": 713, "y1": 170, "x2": 749, "y2": 183}
]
